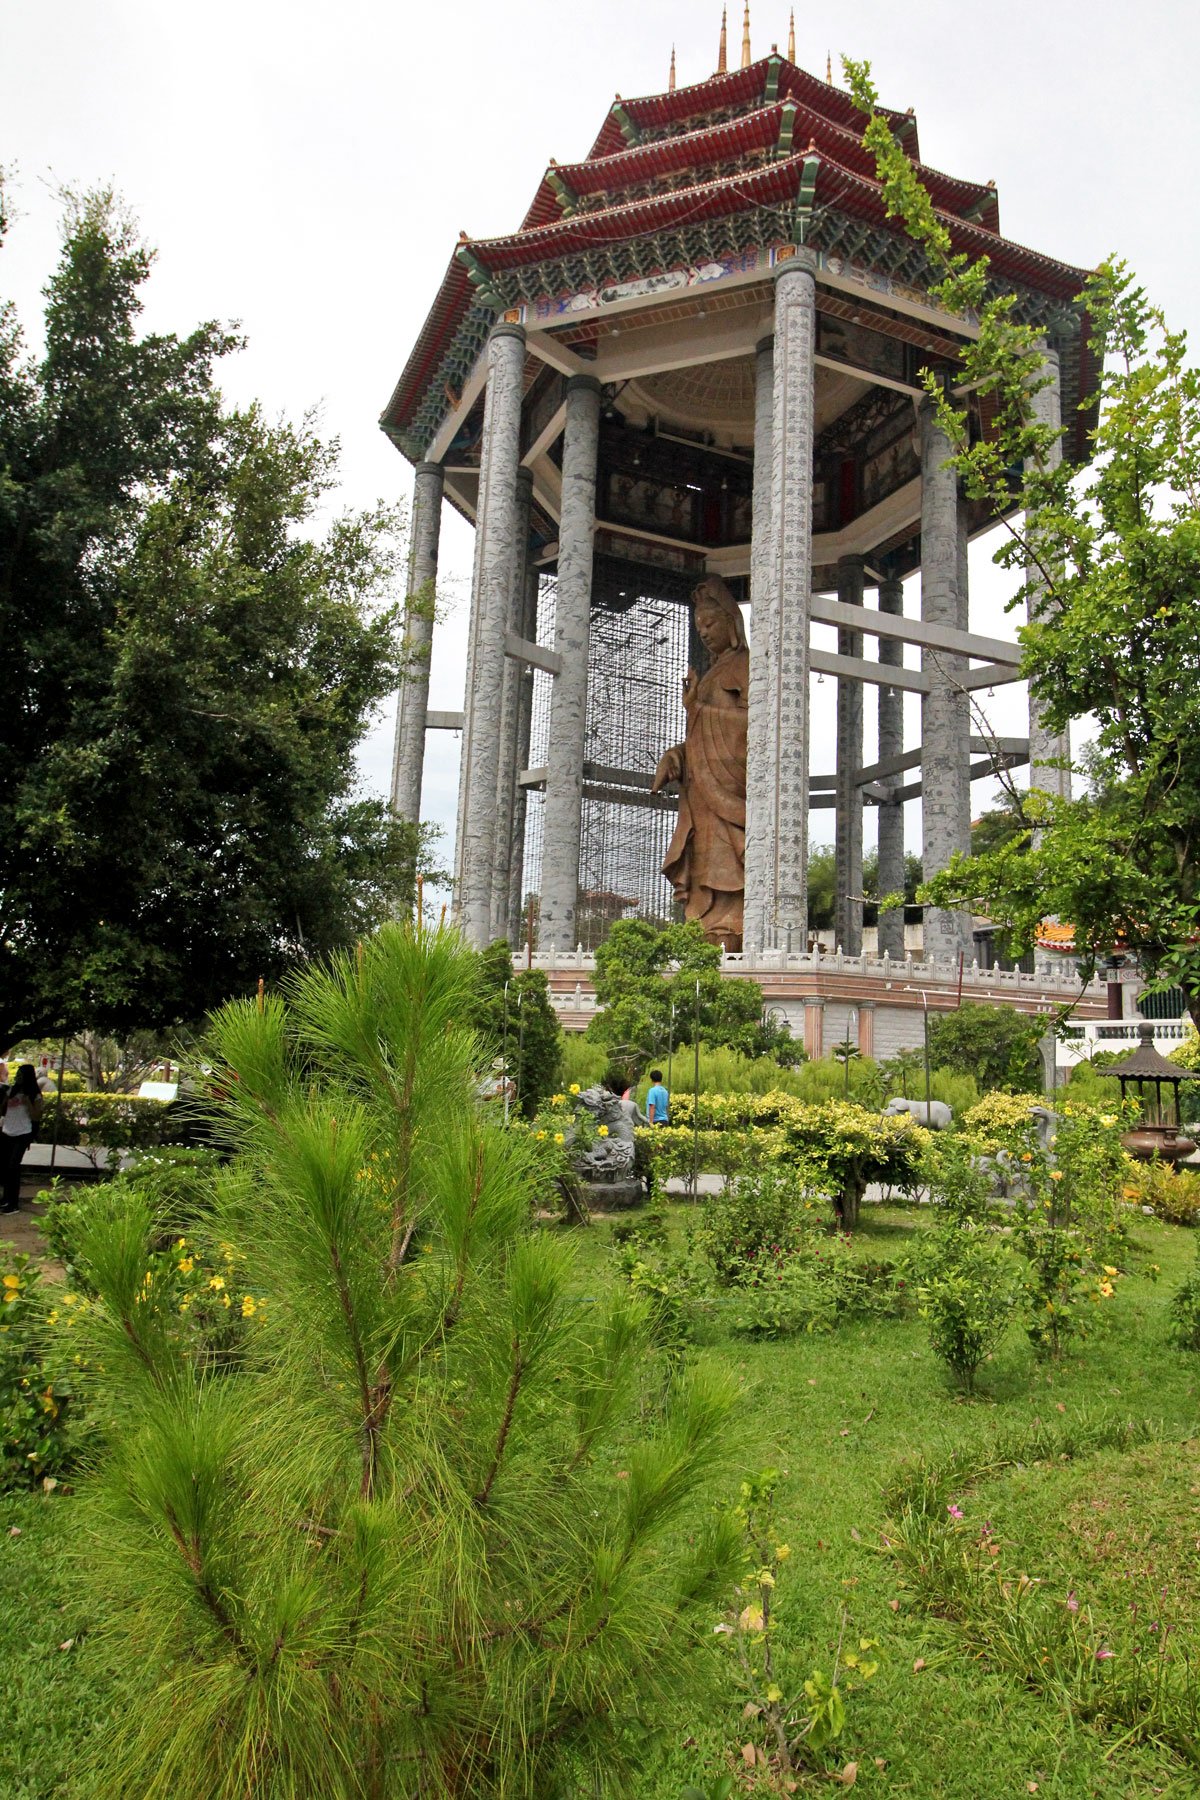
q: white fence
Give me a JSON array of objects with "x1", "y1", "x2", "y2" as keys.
[{"x1": 1058, "y1": 1019, "x2": 1191, "y2": 1066}]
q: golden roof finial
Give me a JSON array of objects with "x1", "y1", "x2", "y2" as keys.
[
  {"x1": 669, "y1": 44, "x2": 676, "y2": 91},
  {"x1": 717, "y1": 5, "x2": 728, "y2": 74},
  {"x1": 787, "y1": 8, "x2": 795, "y2": 61},
  {"x1": 826, "y1": 50, "x2": 832, "y2": 83},
  {"x1": 741, "y1": 1, "x2": 752, "y2": 67}
]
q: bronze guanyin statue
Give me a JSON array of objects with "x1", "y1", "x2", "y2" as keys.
[{"x1": 651, "y1": 576, "x2": 748, "y2": 950}]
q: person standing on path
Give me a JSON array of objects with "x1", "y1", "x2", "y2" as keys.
[
  {"x1": 646, "y1": 1069, "x2": 670, "y2": 1126},
  {"x1": 1, "y1": 1064, "x2": 43, "y2": 1212}
]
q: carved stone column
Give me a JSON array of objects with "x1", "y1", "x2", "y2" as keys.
[
  {"x1": 390, "y1": 460, "x2": 444, "y2": 825},
  {"x1": 507, "y1": 559, "x2": 539, "y2": 947},
  {"x1": 743, "y1": 332, "x2": 776, "y2": 954},
  {"x1": 491, "y1": 468, "x2": 533, "y2": 940},
  {"x1": 539, "y1": 375, "x2": 601, "y2": 949},
  {"x1": 875, "y1": 571, "x2": 906, "y2": 959},
  {"x1": 457, "y1": 322, "x2": 526, "y2": 948},
  {"x1": 919, "y1": 399, "x2": 973, "y2": 962},
  {"x1": 1026, "y1": 347, "x2": 1071, "y2": 812},
  {"x1": 834, "y1": 554, "x2": 865, "y2": 953},
  {"x1": 765, "y1": 250, "x2": 818, "y2": 947}
]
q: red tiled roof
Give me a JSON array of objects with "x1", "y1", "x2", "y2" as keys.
[
  {"x1": 585, "y1": 57, "x2": 917, "y2": 161},
  {"x1": 520, "y1": 98, "x2": 996, "y2": 236},
  {"x1": 382, "y1": 59, "x2": 1093, "y2": 453}
]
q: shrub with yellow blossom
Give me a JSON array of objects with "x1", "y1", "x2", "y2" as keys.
[{"x1": 0, "y1": 1247, "x2": 92, "y2": 1488}]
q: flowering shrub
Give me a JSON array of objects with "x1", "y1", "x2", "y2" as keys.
[
  {"x1": 1168, "y1": 1238, "x2": 1200, "y2": 1350},
  {"x1": 694, "y1": 1164, "x2": 825, "y2": 1286},
  {"x1": 1127, "y1": 1158, "x2": 1200, "y2": 1225},
  {"x1": 0, "y1": 1247, "x2": 93, "y2": 1488},
  {"x1": 960, "y1": 1092, "x2": 1046, "y2": 1157},
  {"x1": 908, "y1": 1225, "x2": 1020, "y2": 1393}
]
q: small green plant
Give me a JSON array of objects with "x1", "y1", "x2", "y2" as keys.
[
  {"x1": 718, "y1": 1469, "x2": 878, "y2": 1779},
  {"x1": 910, "y1": 1225, "x2": 1019, "y2": 1393},
  {"x1": 1168, "y1": 1239, "x2": 1200, "y2": 1349}
]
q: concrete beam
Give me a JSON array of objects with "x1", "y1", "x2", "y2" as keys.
[
  {"x1": 426, "y1": 710, "x2": 465, "y2": 731},
  {"x1": 809, "y1": 648, "x2": 929, "y2": 694},
  {"x1": 810, "y1": 594, "x2": 1020, "y2": 666},
  {"x1": 504, "y1": 629, "x2": 562, "y2": 676}
]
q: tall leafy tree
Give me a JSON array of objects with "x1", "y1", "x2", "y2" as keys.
[
  {"x1": 470, "y1": 939, "x2": 563, "y2": 1117},
  {"x1": 0, "y1": 188, "x2": 434, "y2": 1042},
  {"x1": 586, "y1": 918, "x2": 784, "y2": 1066},
  {"x1": 846, "y1": 60, "x2": 1200, "y2": 1029}
]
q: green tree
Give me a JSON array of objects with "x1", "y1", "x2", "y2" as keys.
[
  {"x1": 926, "y1": 1002, "x2": 1046, "y2": 1095},
  {"x1": 586, "y1": 918, "x2": 781, "y2": 1066},
  {"x1": 806, "y1": 845, "x2": 836, "y2": 930},
  {"x1": 471, "y1": 939, "x2": 563, "y2": 1116},
  {"x1": 0, "y1": 187, "x2": 439, "y2": 1044},
  {"x1": 72, "y1": 924, "x2": 739, "y2": 1798},
  {"x1": 846, "y1": 60, "x2": 1200, "y2": 1032}
]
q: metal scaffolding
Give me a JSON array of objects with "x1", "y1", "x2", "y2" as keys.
[{"x1": 522, "y1": 555, "x2": 701, "y2": 947}]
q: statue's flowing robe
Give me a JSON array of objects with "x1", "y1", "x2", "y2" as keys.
[{"x1": 661, "y1": 645, "x2": 748, "y2": 947}]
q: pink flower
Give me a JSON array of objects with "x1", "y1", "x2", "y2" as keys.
[
  {"x1": 947, "y1": 1503, "x2": 965, "y2": 1521},
  {"x1": 1095, "y1": 1646, "x2": 1114, "y2": 1661},
  {"x1": 1066, "y1": 1592, "x2": 1079, "y2": 1613}
]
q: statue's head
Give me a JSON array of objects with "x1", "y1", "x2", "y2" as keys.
[
  {"x1": 691, "y1": 575, "x2": 747, "y2": 656},
  {"x1": 576, "y1": 1084, "x2": 623, "y2": 1125}
]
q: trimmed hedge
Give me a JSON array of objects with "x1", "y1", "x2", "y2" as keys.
[{"x1": 39, "y1": 1092, "x2": 181, "y2": 1157}]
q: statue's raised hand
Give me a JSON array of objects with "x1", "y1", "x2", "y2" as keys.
[{"x1": 651, "y1": 744, "x2": 684, "y2": 792}]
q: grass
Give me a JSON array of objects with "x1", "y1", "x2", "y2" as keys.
[{"x1": 3, "y1": 1203, "x2": 1199, "y2": 1797}]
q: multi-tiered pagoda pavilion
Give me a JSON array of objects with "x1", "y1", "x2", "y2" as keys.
[{"x1": 382, "y1": 11, "x2": 1096, "y2": 958}]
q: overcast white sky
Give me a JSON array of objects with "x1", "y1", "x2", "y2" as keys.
[{"x1": 5, "y1": 0, "x2": 1199, "y2": 866}]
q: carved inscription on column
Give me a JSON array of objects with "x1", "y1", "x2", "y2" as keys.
[
  {"x1": 391, "y1": 460, "x2": 444, "y2": 824},
  {"x1": 743, "y1": 334, "x2": 776, "y2": 953},
  {"x1": 539, "y1": 375, "x2": 602, "y2": 949},
  {"x1": 768, "y1": 251, "x2": 818, "y2": 941},
  {"x1": 459, "y1": 323, "x2": 526, "y2": 947}
]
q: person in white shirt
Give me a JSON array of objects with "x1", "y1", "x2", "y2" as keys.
[{"x1": 2, "y1": 1065, "x2": 44, "y2": 1213}]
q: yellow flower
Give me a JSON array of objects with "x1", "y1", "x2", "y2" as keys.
[
  {"x1": 1100, "y1": 1115, "x2": 1116, "y2": 1127},
  {"x1": 177, "y1": 1257, "x2": 194, "y2": 1275},
  {"x1": 1020, "y1": 1152, "x2": 1033, "y2": 1163},
  {"x1": 179, "y1": 1297, "x2": 191, "y2": 1314},
  {"x1": 221, "y1": 1293, "x2": 231, "y2": 1309},
  {"x1": 535, "y1": 1130, "x2": 546, "y2": 1141},
  {"x1": 1098, "y1": 1280, "x2": 1115, "y2": 1298},
  {"x1": 2, "y1": 1274, "x2": 20, "y2": 1291},
  {"x1": 1103, "y1": 1264, "x2": 1119, "y2": 1277},
  {"x1": 775, "y1": 1544, "x2": 792, "y2": 1560},
  {"x1": 175, "y1": 1237, "x2": 187, "y2": 1250},
  {"x1": 554, "y1": 1132, "x2": 565, "y2": 1145},
  {"x1": 597, "y1": 1124, "x2": 609, "y2": 1137},
  {"x1": 569, "y1": 1083, "x2": 581, "y2": 1095},
  {"x1": 62, "y1": 1293, "x2": 77, "y2": 1307},
  {"x1": 209, "y1": 1275, "x2": 226, "y2": 1292},
  {"x1": 241, "y1": 1295, "x2": 256, "y2": 1318},
  {"x1": 551, "y1": 1093, "x2": 565, "y2": 1106},
  {"x1": 1049, "y1": 1169, "x2": 1064, "y2": 1181},
  {"x1": 3, "y1": 1292, "x2": 16, "y2": 1305}
]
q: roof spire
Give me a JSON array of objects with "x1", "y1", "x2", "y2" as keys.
[
  {"x1": 717, "y1": 6, "x2": 728, "y2": 74},
  {"x1": 826, "y1": 50, "x2": 832, "y2": 82},
  {"x1": 669, "y1": 43, "x2": 676, "y2": 91},
  {"x1": 787, "y1": 8, "x2": 795, "y2": 61},
  {"x1": 741, "y1": 2, "x2": 752, "y2": 67}
]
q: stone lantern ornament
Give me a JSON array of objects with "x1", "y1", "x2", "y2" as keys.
[{"x1": 1098, "y1": 1023, "x2": 1199, "y2": 1162}]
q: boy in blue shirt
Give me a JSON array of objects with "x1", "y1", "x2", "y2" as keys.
[{"x1": 646, "y1": 1070, "x2": 670, "y2": 1125}]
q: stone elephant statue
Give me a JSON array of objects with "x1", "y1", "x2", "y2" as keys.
[{"x1": 883, "y1": 1097, "x2": 952, "y2": 1131}]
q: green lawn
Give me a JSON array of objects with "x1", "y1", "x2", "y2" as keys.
[{"x1": 3, "y1": 1203, "x2": 1199, "y2": 1798}]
